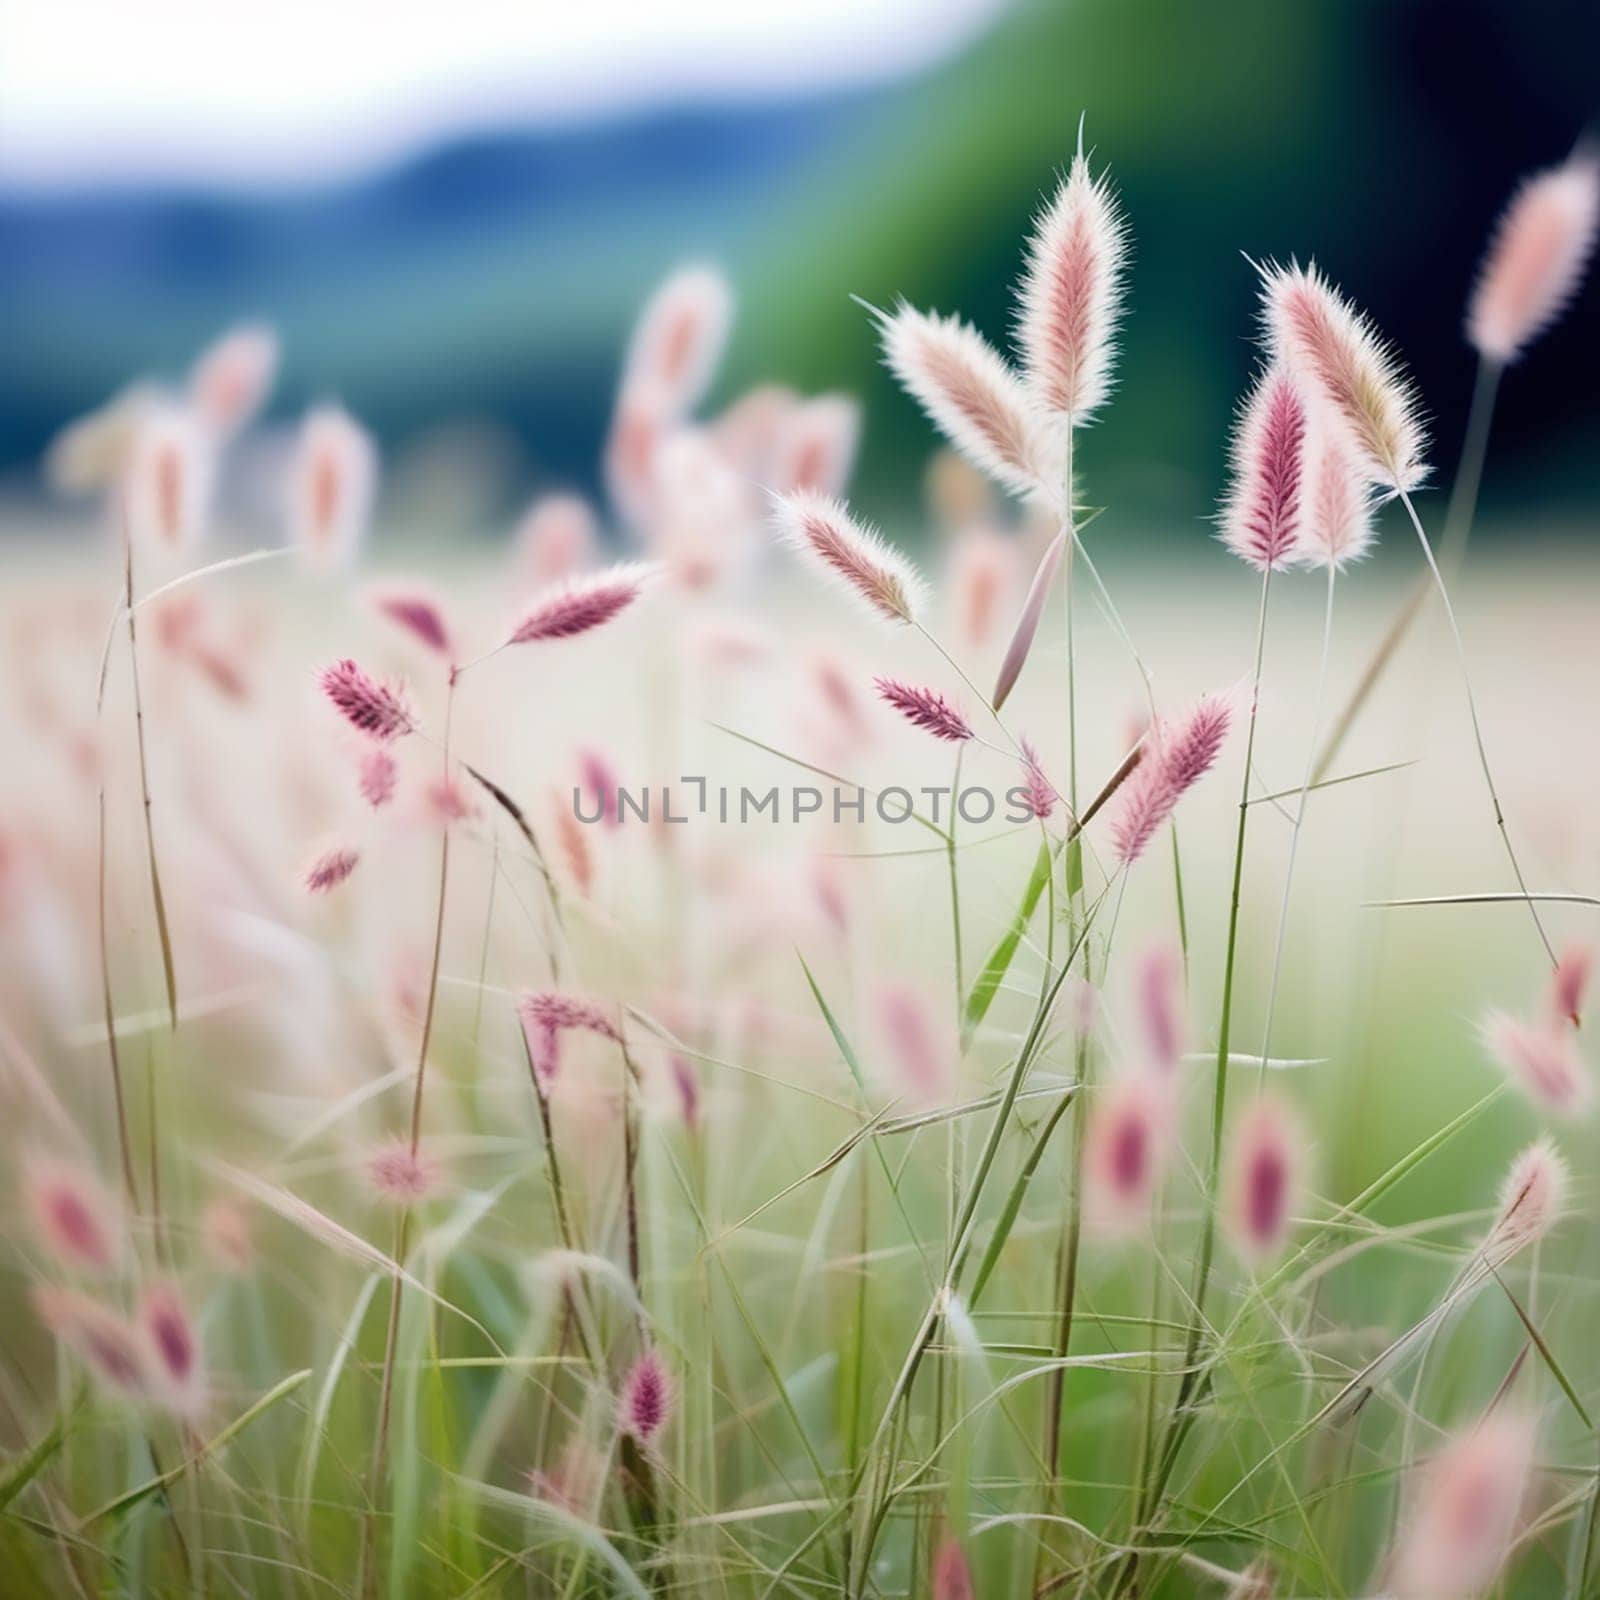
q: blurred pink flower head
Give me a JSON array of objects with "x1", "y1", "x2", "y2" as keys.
[
  {"x1": 24, "y1": 1158, "x2": 122, "y2": 1274},
  {"x1": 289, "y1": 405, "x2": 377, "y2": 571}
]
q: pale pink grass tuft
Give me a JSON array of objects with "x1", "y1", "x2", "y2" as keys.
[
  {"x1": 620, "y1": 1346, "x2": 673, "y2": 1443},
  {"x1": 620, "y1": 264, "x2": 733, "y2": 423},
  {"x1": 508, "y1": 563, "x2": 660, "y2": 645},
  {"x1": 288, "y1": 405, "x2": 377, "y2": 570},
  {"x1": 319, "y1": 658, "x2": 414, "y2": 742},
  {"x1": 1259, "y1": 260, "x2": 1427, "y2": 494},
  {"x1": 949, "y1": 528, "x2": 1016, "y2": 652},
  {"x1": 553, "y1": 791, "x2": 595, "y2": 898},
  {"x1": 1487, "y1": 1136, "x2": 1568, "y2": 1258},
  {"x1": 773, "y1": 393, "x2": 860, "y2": 497},
  {"x1": 1297, "y1": 429, "x2": 1374, "y2": 569},
  {"x1": 875, "y1": 304, "x2": 1063, "y2": 503},
  {"x1": 1219, "y1": 365, "x2": 1307, "y2": 570},
  {"x1": 127, "y1": 406, "x2": 213, "y2": 551},
  {"x1": 874, "y1": 677, "x2": 974, "y2": 743},
  {"x1": 579, "y1": 749, "x2": 622, "y2": 830},
  {"x1": 305, "y1": 847, "x2": 360, "y2": 894},
  {"x1": 1223, "y1": 1095, "x2": 1301, "y2": 1263},
  {"x1": 187, "y1": 324, "x2": 279, "y2": 437},
  {"x1": 1482, "y1": 1009, "x2": 1590, "y2": 1117},
  {"x1": 359, "y1": 747, "x2": 398, "y2": 809},
  {"x1": 517, "y1": 493, "x2": 598, "y2": 585},
  {"x1": 1547, "y1": 942, "x2": 1592, "y2": 1027},
  {"x1": 1109, "y1": 694, "x2": 1231, "y2": 866},
  {"x1": 773, "y1": 491, "x2": 925, "y2": 625},
  {"x1": 370, "y1": 585, "x2": 453, "y2": 657},
  {"x1": 1134, "y1": 942, "x2": 1184, "y2": 1075},
  {"x1": 1014, "y1": 141, "x2": 1129, "y2": 423},
  {"x1": 1085, "y1": 1072, "x2": 1172, "y2": 1229},
  {"x1": 877, "y1": 983, "x2": 952, "y2": 1104},
  {"x1": 1018, "y1": 737, "x2": 1055, "y2": 820},
  {"x1": 32, "y1": 1287, "x2": 149, "y2": 1398},
  {"x1": 931, "y1": 1536, "x2": 976, "y2": 1600},
  {"x1": 519, "y1": 991, "x2": 622, "y2": 1043},
  {"x1": 1469, "y1": 155, "x2": 1600, "y2": 364},
  {"x1": 1389, "y1": 1411, "x2": 1536, "y2": 1600},
  {"x1": 201, "y1": 1197, "x2": 254, "y2": 1274},
  {"x1": 140, "y1": 1279, "x2": 205, "y2": 1416},
  {"x1": 366, "y1": 1139, "x2": 443, "y2": 1205},
  {"x1": 24, "y1": 1158, "x2": 122, "y2": 1273}
]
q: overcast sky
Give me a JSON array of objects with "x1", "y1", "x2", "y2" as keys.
[{"x1": 0, "y1": 0, "x2": 1006, "y2": 188}]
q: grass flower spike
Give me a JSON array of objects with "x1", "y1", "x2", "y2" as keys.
[
  {"x1": 304, "y1": 846, "x2": 360, "y2": 894},
  {"x1": 289, "y1": 405, "x2": 377, "y2": 570},
  {"x1": 1219, "y1": 365, "x2": 1307, "y2": 569},
  {"x1": 874, "y1": 678, "x2": 973, "y2": 742},
  {"x1": 621, "y1": 1347, "x2": 672, "y2": 1443},
  {"x1": 1488, "y1": 1136, "x2": 1568, "y2": 1258},
  {"x1": 1014, "y1": 137, "x2": 1129, "y2": 423},
  {"x1": 508, "y1": 563, "x2": 659, "y2": 644},
  {"x1": 773, "y1": 491, "x2": 925, "y2": 624},
  {"x1": 1482, "y1": 1009, "x2": 1590, "y2": 1117},
  {"x1": 25, "y1": 1159, "x2": 122, "y2": 1273},
  {"x1": 1224, "y1": 1095, "x2": 1300, "y2": 1263},
  {"x1": 1109, "y1": 693, "x2": 1231, "y2": 865},
  {"x1": 1298, "y1": 430, "x2": 1374, "y2": 568},
  {"x1": 1259, "y1": 260, "x2": 1427, "y2": 494},
  {"x1": 319, "y1": 658, "x2": 414, "y2": 742},
  {"x1": 1469, "y1": 155, "x2": 1600, "y2": 364}
]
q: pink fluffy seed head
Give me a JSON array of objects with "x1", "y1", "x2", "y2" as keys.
[
  {"x1": 877, "y1": 303, "x2": 1063, "y2": 505},
  {"x1": 359, "y1": 747, "x2": 398, "y2": 809},
  {"x1": 127, "y1": 407, "x2": 212, "y2": 551},
  {"x1": 33, "y1": 1288, "x2": 149, "y2": 1398},
  {"x1": 201, "y1": 1198, "x2": 253, "y2": 1274},
  {"x1": 774, "y1": 393, "x2": 861, "y2": 498},
  {"x1": 24, "y1": 1159, "x2": 122, "y2": 1274},
  {"x1": 1489, "y1": 1136, "x2": 1568, "y2": 1258},
  {"x1": 669, "y1": 1055, "x2": 702, "y2": 1133},
  {"x1": 188, "y1": 324, "x2": 278, "y2": 436},
  {"x1": 140, "y1": 1280, "x2": 203, "y2": 1414},
  {"x1": 508, "y1": 563, "x2": 658, "y2": 645},
  {"x1": 1390, "y1": 1412, "x2": 1536, "y2": 1600},
  {"x1": 305, "y1": 847, "x2": 360, "y2": 894},
  {"x1": 773, "y1": 491, "x2": 925, "y2": 625},
  {"x1": 931, "y1": 1537, "x2": 976, "y2": 1600},
  {"x1": 1482, "y1": 1010, "x2": 1591, "y2": 1117},
  {"x1": 1259, "y1": 260, "x2": 1427, "y2": 495},
  {"x1": 622, "y1": 265, "x2": 733, "y2": 422},
  {"x1": 319, "y1": 658, "x2": 414, "y2": 742},
  {"x1": 423, "y1": 776, "x2": 477, "y2": 828},
  {"x1": 1086, "y1": 1072, "x2": 1171, "y2": 1229},
  {"x1": 366, "y1": 1140, "x2": 442, "y2": 1205},
  {"x1": 1135, "y1": 942, "x2": 1184, "y2": 1074},
  {"x1": 950, "y1": 528, "x2": 1015, "y2": 652},
  {"x1": 1015, "y1": 145, "x2": 1129, "y2": 423},
  {"x1": 1219, "y1": 365, "x2": 1307, "y2": 571},
  {"x1": 1297, "y1": 430, "x2": 1374, "y2": 569},
  {"x1": 517, "y1": 493, "x2": 598, "y2": 586},
  {"x1": 875, "y1": 678, "x2": 973, "y2": 743},
  {"x1": 877, "y1": 983, "x2": 951, "y2": 1104},
  {"x1": 1469, "y1": 157, "x2": 1600, "y2": 364},
  {"x1": 1548, "y1": 943, "x2": 1593, "y2": 1027},
  {"x1": 1018, "y1": 737, "x2": 1056, "y2": 820},
  {"x1": 1225, "y1": 1096, "x2": 1301, "y2": 1263},
  {"x1": 519, "y1": 990, "x2": 622, "y2": 1044},
  {"x1": 621, "y1": 1347, "x2": 673, "y2": 1443},
  {"x1": 289, "y1": 406, "x2": 377, "y2": 571},
  {"x1": 370, "y1": 586, "x2": 452, "y2": 657},
  {"x1": 1110, "y1": 695, "x2": 1231, "y2": 866},
  {"x1": 579, "y1": 749, "x2": 621, "y2": 830}
]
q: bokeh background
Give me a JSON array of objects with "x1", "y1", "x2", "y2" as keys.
[{"x1": 3, "y1": 0, "x2": 1598, "y2": 542}]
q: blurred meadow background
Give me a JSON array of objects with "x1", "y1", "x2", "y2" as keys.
[{"x1": 2, "y1": 1, "x2": 1600, "y2": 1596}]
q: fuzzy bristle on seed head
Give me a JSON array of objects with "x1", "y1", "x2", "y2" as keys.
[
  {"x1": 24, "y1": 1158, "x2": 122, "y2": 1274},
  {"x1": 1224, "y1": 1095, "x2": 1300, "y2": 1263},
  {"x1": 874, "y1": 678, "x2": 974, "y2": 742},
  {"x1": 508, "y1": 563, "x2": 658, "y2": 645},
  {"x1": 1482, "y1": 1010, "x2": 1591, "y2": 1118},
  {"x1": 32, "y1": 1287, "x2": 149, "y2": 1397},
  {"x1": 621, "y1": 1347, "x2": 673, "y2": 1443},
  {"x1": 1297, "y1": 429, "x2": 1374, "y2": 569},
  {"x1": 319, "y1": 658, "x2": 413, "y2": 742},
  {"x1": 366, "y1": 1139, "x2": 442, "y2": 1205},
  {"x1": 1469, "y1": 156, "x2": 1600, "y2": 364},
  {"x1": 1110, "y1": 694, "x2": 1231, "y2": 866},
  {"x1": 1259, "y1": 260, "x2": 1427, "y2": 495},
  {"x1": 1489, "y1": 1136, "x2": 1568, "y2": 1257},
  {"x1": 188, "y1": 324, "x2": 278, "y2": 436},
  {"x1": 1390, "y1": 1411, "x2": 1536, "y2": 1600},
  {"x1": 931, "y1": 1536, "x2": 976, "y2": 1600},
  {"x1": 876, "y1": 304, "x2": 1063, "y2": 504},
  {"x1": 1219, "y1": 365, "x2": 1307, "y2": 571},
  {"x1": 305, "y1": 846, "x2": 360, "y2": 894},
  {"x1": 289, "y1": 405, "x2": 377, "y2": 571},
  {"x1": 370, "y1": 586, "x2": 452, "y2": 657},
  {"x1": 772, "y1": 491, "x2": 925, "y2": 624},
  {"x1": 1018, "y1": 737, "x2": 1056, "y2": 820},
  {"x1": 1014, "y1": 143, "x2": 1129, "y2": 423},
  {"x1": 621, "y1": 265, "x2": 733, "y2": 423}
]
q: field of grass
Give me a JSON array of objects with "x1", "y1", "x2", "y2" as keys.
[{"x1": 2, "y1": 143, "x2": 1598, "y2": 1600}]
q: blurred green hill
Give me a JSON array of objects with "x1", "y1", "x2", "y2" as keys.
[{"x1": 1, "y1": 0, "x2": 1596, "y2": 535}]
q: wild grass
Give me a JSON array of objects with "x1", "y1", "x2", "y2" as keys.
[{"x1": 0, "y1": 133, "x2": 1597, "y2": 1600}]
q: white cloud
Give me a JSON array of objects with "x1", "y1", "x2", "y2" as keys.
[{"x1": 0, "y1": 0, "x2": 1005, "y2": 187}]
